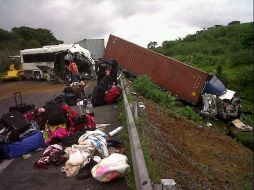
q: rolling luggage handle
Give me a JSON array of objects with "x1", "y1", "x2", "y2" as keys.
[{"x1": 14, "y1": 92, "x2": 23, "y2": 106}]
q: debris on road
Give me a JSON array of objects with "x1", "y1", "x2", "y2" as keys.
[{"x1": 232, "y1": 119, "x2": 253, "y2": 131}]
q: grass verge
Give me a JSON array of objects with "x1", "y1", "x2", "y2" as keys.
[{"x1": 117, "y1": 100, "x2": 136, "y2": 190}]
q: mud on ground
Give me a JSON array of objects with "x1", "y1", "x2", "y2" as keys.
[
  {"x1": 137, "y1": 95, "x2": 253, "y2": 190},
  {"x1": 0, "y1": 81, "x2": 65, "y2": 100}
]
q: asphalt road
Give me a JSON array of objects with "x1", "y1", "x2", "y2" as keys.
[{"x1": 0, "y1": 81, "x2": 128, "y2": 190}]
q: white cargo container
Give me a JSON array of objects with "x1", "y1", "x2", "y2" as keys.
[{"x1": 76, "y1": 39, "x2": 105, "y2": 61}]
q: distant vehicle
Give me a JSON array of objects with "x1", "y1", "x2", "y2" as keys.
[
  {"x1": 1, "y1": 56, "x2": 24, "y2": 81},
  {"x1": 20, "y1": 44, "x2": 95, "y2": 82}
]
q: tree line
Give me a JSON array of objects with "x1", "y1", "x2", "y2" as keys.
[{"x1": 0, "y1": 26, "x2": 63, "y2": 72}]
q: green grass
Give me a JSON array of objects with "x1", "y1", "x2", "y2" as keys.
[
  {"x1": 135, "y1": 116, "x2": 161, "y2": 183},
  {"x1": 118, "y1": 89, "x2": 161, "y2": 188},
  {"x1": 117, "y1": 100, "x2": 136, "y2": 190},
  {"x1": 133, "y1": 75, "x2": 201, "y2": 122},
  {"x1": 126, "y1": 93, "x2": 135, "y2": 104}
]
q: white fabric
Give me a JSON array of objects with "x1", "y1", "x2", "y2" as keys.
[
  {"x1": 91, "y1": 153, "x2": 129, "y2": 182},
  {"x1": 61, "y1": 144, "x2": 95, "y2": 177},
  {"x1": 219, "y1": 89, "x2": 235, "y2": 100},
  {"x1": 78, "y1": 129, "x2": 109, "y2": 158}
]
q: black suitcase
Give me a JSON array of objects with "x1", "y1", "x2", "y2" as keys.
[
  {"x1": 0, "y1": 111, "x2": 30, "y2": 143},
  {"x1": 9, "y1": 92, "x2": 35, "y2": 114}
]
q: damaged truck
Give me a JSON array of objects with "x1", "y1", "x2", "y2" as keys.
[
  {"x1": 20, "y1": 44, "x2": 95, "y2": 82},
  {"x1": 104, "y1": 34, "x2": 242, "y2": 120}
]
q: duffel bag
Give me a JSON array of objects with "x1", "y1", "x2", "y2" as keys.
[
  {"x1": 0, "y1": 131, "x2": 44, "y2": 159},
  {"x1": 104, "y1": 86, "x2": 122, "y2": 105}
]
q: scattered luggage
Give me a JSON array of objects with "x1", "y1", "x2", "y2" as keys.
[
  {"x1": 9, "y1": 92, "x2": 35, "y2": 114},
  {"x1": 44, "y1": 123, "x2": 70, "y2": 145},
  {"x1": 0, "y1": 111, "x2": 30, "y2": 143},
  {"x1": 91, "y1": 153, "x2": 129, "y2": 182},
  {"x1": 53, "y1": 93, "x2": 78, "y2": 106},
  {"x1": 74, "y1": 101, "x2": 96, "y2": 132},
  {"x1": 24, "y1": 108, "x2": 47, "y2": 130},
  {"x1": 63, "y1": 86, "x2": 82, "y2": 99},
  {"x1": 0, "y1": 131, "x2": 44, "y2": 159},
  {"x1": 64, "y1": 93, "x2": 78, "y2": 106},
  {"x1": 44, "y1": 102, "x2": 66, "y2": 126},
  {"x1": 104, "y1": 86, "x2": 122, "y2": 104},
  {"x1": 60, "y1": 131, "x2": 85, "y2": 147},
  {"x1": 92, "y1": 86, "x2": 106, "y2": 106}
]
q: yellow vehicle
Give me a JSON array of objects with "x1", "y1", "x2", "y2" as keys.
[{"x1": 1, "y1": 56, "x2": 24, "y2": 81}]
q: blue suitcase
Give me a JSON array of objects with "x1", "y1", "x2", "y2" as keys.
[{"x1": 0, "y1": 131, "x2": 45, "y2": 159}]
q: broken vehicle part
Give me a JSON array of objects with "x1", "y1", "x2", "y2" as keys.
[{"x1": 20, "y1": 44, "x2": 95, "y2": 82}]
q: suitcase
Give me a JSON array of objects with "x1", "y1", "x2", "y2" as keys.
[
  {"x1": 0, "y1": 111, "x2": 31, "y2": 143},
  {"x1": 9, "y1": 92, "x2": 35, "y2": 114},
  {"x1": 0, "y1": 131, "x2": 44, "y2": 159}
]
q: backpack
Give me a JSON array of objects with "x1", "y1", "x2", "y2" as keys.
[
  {"x1": 44, "y1": 102, "x2": 66, "y2": 126},
  {"x1": 74, "y1": 113, "x2": 96, "y2": 133}
]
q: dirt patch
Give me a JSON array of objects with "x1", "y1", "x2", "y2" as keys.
[
  {"x1": 0, "y1": 81, "x2": 65, "y2": 100},
  {"x1": 137, "y1": 95, "x2": 253, "y2": 190}
]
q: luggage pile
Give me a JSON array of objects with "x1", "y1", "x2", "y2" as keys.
[
  {"x1": 0, "y1": 91, "x2": 96, "y2": 159},
  {"x1": 0, "y1": 80, "x2": 129, "y2": 183},
  {"x1": 0, "y1": 92, "x2": 44, "y2": 159}
]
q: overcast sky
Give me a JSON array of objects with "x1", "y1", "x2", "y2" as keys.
[{"x1": 0, "y1": 0, "x2": 253, "y2": 47}]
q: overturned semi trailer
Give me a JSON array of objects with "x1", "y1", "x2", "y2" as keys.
[
  {"x1": 20, "y1": 44, "x2": 95, "y2": 82},
  {"x1": 104, "y1": 34, "x2": 210, "y2": 105}
]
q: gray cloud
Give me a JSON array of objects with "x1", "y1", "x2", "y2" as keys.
[
  {"x1": 0, "y1": 0, "x2": 252, "y2": 46},
  {"x1": 168, "y1": 0, "x2": 253, "y2": 28}
]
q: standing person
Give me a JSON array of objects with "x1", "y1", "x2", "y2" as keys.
[
  {"x1": 97, "y1": 59, "x2": 110, "y2": 85},
  {"x1": 110, "y1": 59, "x2": 118, "y2": 85},
  {"x1": 68, "y1": 59, "x2": 79, "y2": 83},
  {"x1": 95, "y1": 58, "x2": 103, "y2": 76}
]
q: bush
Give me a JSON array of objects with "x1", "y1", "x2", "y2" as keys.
[
  {"x1": 133, "y1": 75, "x2": 175, "y2": 108},
  {"x1": 134, "y1": 75, "x2": 201, "y2": 121}
]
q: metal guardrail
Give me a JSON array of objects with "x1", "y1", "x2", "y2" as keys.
[{"x1": 121, "y1": 78, "x2": 153, "y2": 190}]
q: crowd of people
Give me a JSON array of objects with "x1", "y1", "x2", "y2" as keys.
[{"x1": 65, "y1": 58, "x2": 122, "y2": 107}]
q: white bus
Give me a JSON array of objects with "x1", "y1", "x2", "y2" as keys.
[{"x1": 20, "y1": 44, "x2": 95, "y2": 82}]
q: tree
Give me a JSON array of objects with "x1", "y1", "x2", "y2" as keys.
[{"x1": 12, "y1": 26, "x2": 63, "y2": 46}]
